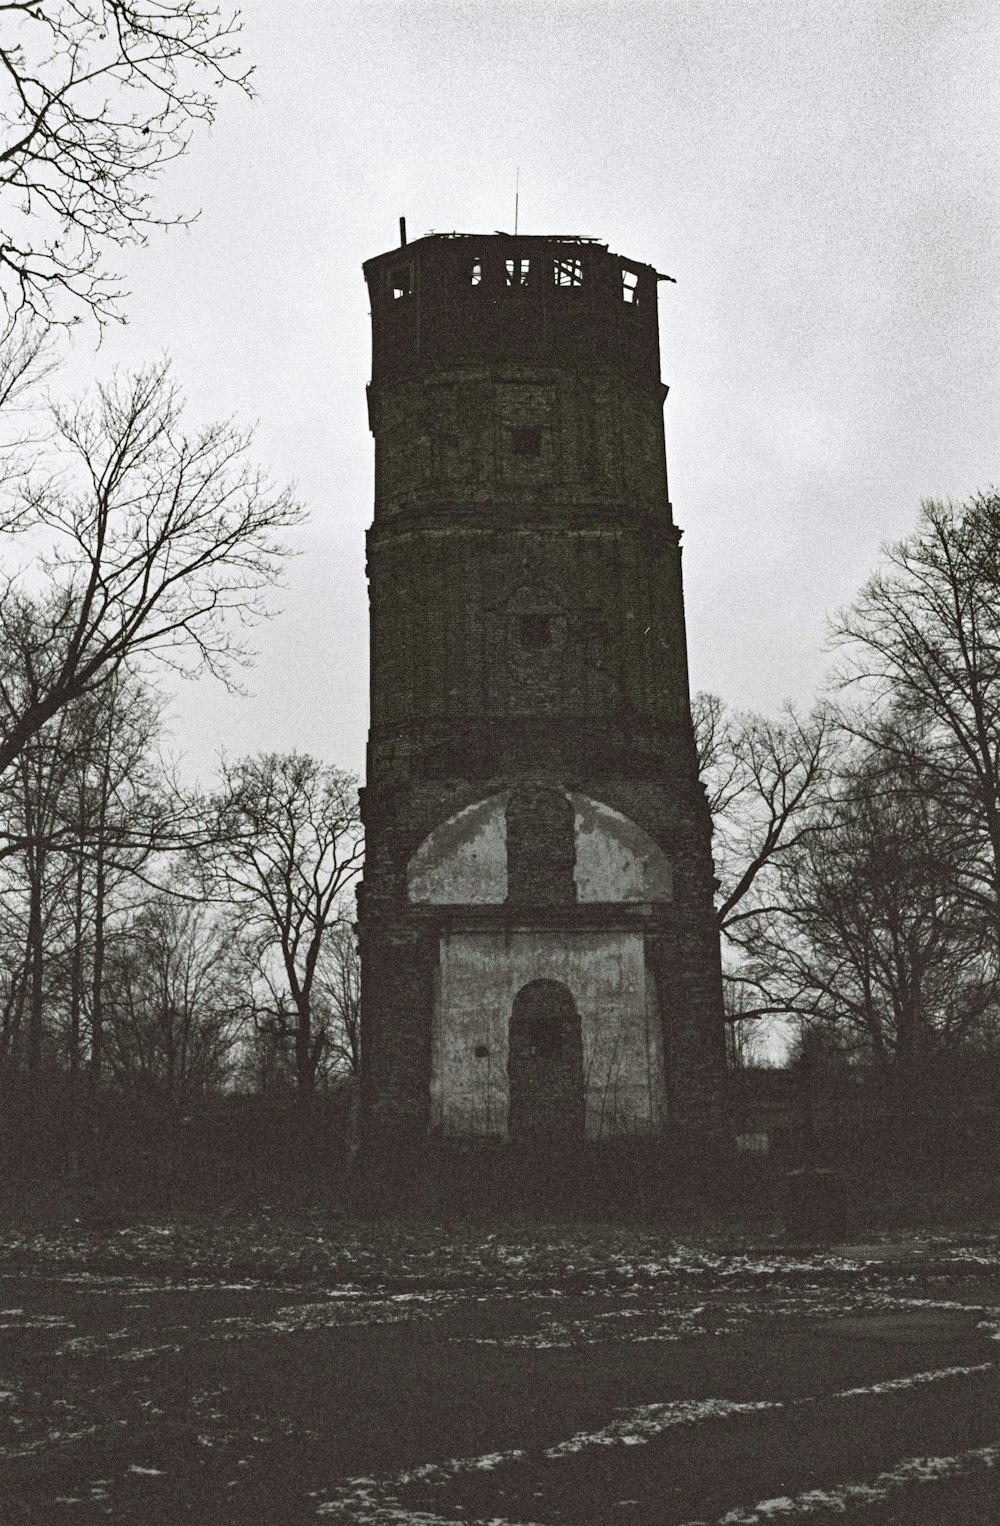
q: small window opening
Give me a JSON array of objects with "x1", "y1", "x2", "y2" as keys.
[
  {"x1": 519, "y1": 612, "x2": 553, "y2": 650},
  {"x1": 554, "y1": 256, "x2": 583, "y2": 287},
  {"x1": 510, "y1": 425, "x2": 542, "y2": 456},
  {"x1": 390, "y1": 263, "x2": 413, "y2": 300},
  {"x1": 505, "y1": 257, "x2": 529, "y2": 287},
  {"x1": 622, "y1": 268, "x2": 639, "y2": 305},
  {"x1": 470, "y1": 258, "x2": 483, "y2": 286}
]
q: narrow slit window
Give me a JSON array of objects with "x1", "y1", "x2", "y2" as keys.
[
  {"x1": 505, "y1": 258, "x2": 530, "y2": 287},
  {"x1": 554, "y1": 257, "x2": 583, "y2": 287},
  {"x1": 510, "y1": 425, "x2": 542, "y2": 456},
  {"x1": 519, "y1": 613, "x2": 553, "y2": 650},
  {"x1": 622, "y1": 268, "x2": 639, "y2": 305},
  {"x1": 390, "y1": 263, "x2": 413, "y2": 300},
  {"x1": 470, "y1": 258, "x2": 483, "y2": 286}
]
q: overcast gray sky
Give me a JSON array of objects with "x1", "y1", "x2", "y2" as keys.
[{"x1": 59, "y1": 0, "x2": 1000, "y2": 782}]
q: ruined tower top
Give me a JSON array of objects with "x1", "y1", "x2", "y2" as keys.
[{"x1": 363, "y1": 233, "x2": 668, "y2": 387}]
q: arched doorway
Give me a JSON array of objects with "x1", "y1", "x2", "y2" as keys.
[{"x1": 508, "y1": 979, "x2": 584, "y2": 1141}]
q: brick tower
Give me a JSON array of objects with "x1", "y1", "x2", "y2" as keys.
[{"x1": 357, "y1": 231, "x2": 726, "y2": 1164}]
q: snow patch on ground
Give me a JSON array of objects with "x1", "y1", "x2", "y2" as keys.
[
  {"x1": 543, "y1": 1397, "x2": 784, "y2": 1457},
  {"x1": 0, "y1": 1423, "x2": 101, "y2": 1460},
  {"x1": 0, "y1": 1313, "x2": 73, "y2": 1331},
  {"x1": 315, "y1": 1361, "x2": 998, "y2": 1522},
  {"x1": 835, "y1": 1362, "x2": 993, "y2": 1398},
  {"x1": 693, "y1": 1441, "x2": 1000, "y2": 1523},
  {"x1": 316, "y1": 1473, "x2": 543, "y2": 1524},
  {"x1": 454, "y1": 1291, "x2": 1000, "y2": 1351}
]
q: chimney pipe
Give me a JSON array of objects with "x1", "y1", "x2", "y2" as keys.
[{"x1": 399, "y1": 216, "x2": 407, "y2": 247}]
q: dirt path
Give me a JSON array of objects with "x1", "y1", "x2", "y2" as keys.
[{"x1": 1, "y1": 1221, "x2": 998, "y2": 1522}]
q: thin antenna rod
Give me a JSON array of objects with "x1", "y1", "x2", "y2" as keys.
[{"x1": 514, "y1": 168, "x2": 520, "y2": 235}]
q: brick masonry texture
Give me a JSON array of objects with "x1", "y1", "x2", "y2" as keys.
[{"x1": 357, "y1": 233, "x2": 726, "y2": 1165}]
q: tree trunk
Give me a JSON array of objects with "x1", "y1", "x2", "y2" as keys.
[
  {"x1": 89, "y1": 857, "x2": 106, "y2": 1089},
  {"x1": 68, "y1": 851, "x2": 86, "y2": 1086},
  {"x1": 892, "y1": 1004, "x2": 923, "y2": 1146},
  {"x1": 65, "y1": 851, "x2": 88, "y2": 1179},
  {"x1": 25, "y1": 860, "x2": 45, "y2": 1088},
  {"x1": 294, "y1": 998, "x2": 317, "y2": 1107}
]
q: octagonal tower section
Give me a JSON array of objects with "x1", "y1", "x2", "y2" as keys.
[{"x1": 357, "y1": 232, "x2": 726, "y2": 1178}]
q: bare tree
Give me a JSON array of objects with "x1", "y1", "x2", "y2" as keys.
[
  {"x1": 833, "y1": 493, "x2": 1000, "y2": 952},
  {"x1": 0, "y1": 1, "x2": 252, "y2": 327},
  {"x1": 3, "y1": 705, "x2": 77, "y2": 1080},
  {"x1": 0, "y1": 317, "x2": 57, "y2": 506},
  {"x1": 315, "y1": 920, "x2": 360, "y2": 1077},
  {"x1": 693, "y1": 694, "x2": 839, "y2": 1024},
  {"x1": 745, "y1": 738, "x2": 998, "y2": 1104},
  {"x1": 57, "y1": 672, "x2": 165, "y2": 1086},
  {"x1": 0, "y1": 361, "x2": 303, "y2": 775},
  {"x1": 206, "y1": 754, "x2": 363, "y2": 1103},
  {"x1": 103, "y1": 889, "x2": 242, "y2": 1108},
  {"x1": 0, "y1": 669, "x2": 170, "y2": 1097},
  {"x1": 722, "y1": 977, "x2": 773, "y2": 1071}
]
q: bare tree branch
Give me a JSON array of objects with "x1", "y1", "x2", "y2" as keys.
[
  {"x1": 0, "y1": 359, "x2": 303, "y2": 775},
  {"x1": 202, "y1": 753, "x2": 363, "y2": 1101},
  {"x1": 832, "y1": 492, "x2": 1000, "y2": 950},
  {"x1": 0, "y1": 1, "x2": 252, "y2": 325},
  {"x1": 693, "y1": 692, "x2": 839, "y2": 943}
]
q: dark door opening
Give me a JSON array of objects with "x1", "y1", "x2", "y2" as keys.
[{"x1": 508, "y1": 978, "x2": 584, "y2": 1141}]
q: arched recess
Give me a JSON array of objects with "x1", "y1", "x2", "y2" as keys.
[
  {"x1": 504, "y1": 580, "x2": 567, "y2": 653},
  {"x1": 407, "y1": 794, "x2": 508, "y2": 904},
  {"x1": 500, "y1": 580, "x2": 568, "y2": 715},
  {"x1": 508, "y1": 979, "x2": 584, "y2": 1142},
  {"x1": 571, "y1": 794, "x2": 673, "y2": 902}
]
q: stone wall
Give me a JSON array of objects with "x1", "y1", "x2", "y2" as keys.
[
  {"x1": 430, "y1": 929, "x2": 664, "y2": 1139},
  {"x1": 370, "y1": 368, "x2": 669, "y2": 517},
  {"x1": 360, "y1": 761, "x2": 725, "y2": 1149},
  {"x1": 400, "y1": 789, "x2": 678, "y2": 1140},
  {"x1": 366, "y1": 518, "x2": 688, "y2": 733}
]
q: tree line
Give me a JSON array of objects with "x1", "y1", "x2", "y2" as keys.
[
  {"x1": 0, "y1": 355, "x2": 363, "y2": 1109},
  {"x1": 0, "y1": 5, "x2": 363, "y2": 1142},
  {"x1": 0, "y1": 677, "x2": 363, "y2": 1112},
  {"x1": 699, "y1": 491, "x2": 1000, "y2": 1119}
]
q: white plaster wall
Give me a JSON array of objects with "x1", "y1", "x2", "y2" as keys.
[
  {"x1": 571, "y1": 794, "x2": 673, "y2": 903},
  {"x1": 409, "y1": 791, "x2": 671, "y2": 907},
  {"x1": 431, "y1": 930, "x2": 666, "y2": 1139},
  {"x1": 407, "y1": 794, "x2": 508, "y2": 904}
]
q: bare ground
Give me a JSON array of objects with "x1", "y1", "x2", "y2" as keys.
[{"x1": 1, "y1": 1213, "x2": 999, "y2": 1523}]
